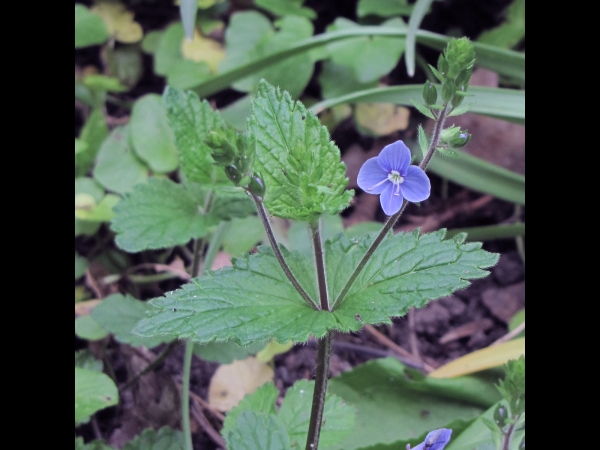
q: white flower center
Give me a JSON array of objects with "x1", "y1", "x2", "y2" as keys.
[{"x1": 387, "y1": 170, "x2": 404, "y2": 185}]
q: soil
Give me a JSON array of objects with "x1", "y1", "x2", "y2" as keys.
[{"x1": 75, "y1": 0, "x2": 524, "y2": 448}]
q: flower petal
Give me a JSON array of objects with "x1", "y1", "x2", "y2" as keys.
[
  {"x1": 400, "y1": 166, "x2": 431, "y2": 203},
  {"x1": 357, "y1": 157, "x2": 389, "y2": 194},
  {"x1": 380, "y1": 182, "x2": 404, "y2": 216},
  {"x1": 423, "y1": 428, "x2": 453, "y2": 450},
  {"x1": 377, "y1": 140, "x2": 412, "y2": 174}
]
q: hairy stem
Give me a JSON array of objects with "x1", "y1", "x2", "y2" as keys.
[
  {"x1": 309, "y1": 218, "x2": 329, "y2": 311},
  {"x1": 251, "y1": 193, "x2": 319, "y2": 310},
  {"x1": 305, "y1": 331, "x2": 333, "y2": 450},
  {"x1": 331, "y1": 105, "x2": 450, "y2": 310},
  {"x1": 500, "y1": 414, "x2": 522, "y2": 450}
]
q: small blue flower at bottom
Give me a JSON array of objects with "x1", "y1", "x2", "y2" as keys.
[
  {"x1": 408, "y1": 428, "x2": 452, "y2": 450},
  {"x1": 357, "y1": 140, "x2": 431, "y2": 216}
]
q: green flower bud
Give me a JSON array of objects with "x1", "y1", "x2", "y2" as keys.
[
  {"x1": 449, "y1": 131, "x2": 471, "y2": 148},
  {"x1": 207, "y1": 130, "x2": 237, "y2": 166},
  {"x1": 493, "y1": 405, "x2": 507, "y2": 428},
  {"x1": 444, "y1": 37, "x2": 475, "y2": 79},
  {"x1": 225, "y1": 165, "x2": 243, "y2": 185},
  {"x1": 248, "y1": 175, "x2": 266, "y2": 198},
  {"x1": 422, "y1": 81, "x2": 437, "y2": 105}
]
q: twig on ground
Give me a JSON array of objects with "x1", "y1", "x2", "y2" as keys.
[
  {"x1": 490, "y1": 321, "x2": 525, "y2": 346},
  {"x1": 364, "y1": 324, "x2": 435, "y2": 372},
  {"x1": 407, "y1": 309, "x2": 421, "y2": 358},
  {"x1": 190, "y1": 398, "x2": 227, "y2": 448},
  {"x1": 438, "y1": 319, "x2": 494, "y2": 344}
]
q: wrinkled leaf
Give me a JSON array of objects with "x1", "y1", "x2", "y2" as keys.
[
  {"x1": 92, "y1": 294, "x2": 170, "y2": 347},
  {"x1": 224, "y1": 411, "x2": 290, "y2": 450},
  {"x1": 248, "y1": 80, "x2": 354, "y2": 220},
  {"x1": 122, "y1": 426, "x2": 185, "y2": 450},
  {"x1": 222, "y1": 382, "x2": 279, "y2": 432}
]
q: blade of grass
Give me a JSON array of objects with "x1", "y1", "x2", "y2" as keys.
[{"x1": 406, "y1": 0, "x2": 435, "y2": 77}]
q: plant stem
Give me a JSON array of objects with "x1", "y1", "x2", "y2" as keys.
[
  {"x1": 331, "y1": 105, "x2": 450, "y2": 310},
  {"x1": 305, "y1": 331, "x2": 333, "y2": 450},
  {"x1": 500, "y1": 414, "x2": 522, "y2": 450},
  {"x1": 251, "y1": 193, "x2": 319, "y2": 310},
  {"x1": 309, "y1": 218, "x2": 329, "y2": 311},
  {"x1": 182, "y1": 340, "x2": 194, "y2": 450}
]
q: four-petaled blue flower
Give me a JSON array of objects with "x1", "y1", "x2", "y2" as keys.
[
  {"x1": 357, "y1": 140, "x2": 431, "y2": 216},
  {"x1": 410, "y1": 428, "x2": 452, "y2": 450}
]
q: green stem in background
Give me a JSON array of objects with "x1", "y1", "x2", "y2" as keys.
[
  {"x1": 251, "y1": 193, "x2": 319, "y2": 310},
  {"x1": 305, "y1": 331, "x2": 333, "y2": 450},
  {"x1": 331, "y1": 104, "x2": 450, "y2": 310},
  {"x1": 182, "y1": 218, "x2": 229, "y2": 450},
  {"x1": 309, "y1": 218, "x2": 329, "y2": 311}
]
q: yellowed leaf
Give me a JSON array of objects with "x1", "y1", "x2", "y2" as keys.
[
  {"x1": 75, "y1": 299, "x2": 102, "y2": 316},
  {"x1": 75, "y1": 193, "x2": 96, "y2": 211},
  {"x1": 428, "y1": 338, "x2": 525, "y2": 378},
  {"x1": 92, "y1": 2, "x2": 143, "y2": 44},
  {"x1": 181, "y1": 29, "x2": 225, "y2": 73},
  {"x1": 208, "y1": 356, "x2": 274, "y2": 412},
  {"x1": 354, "y1": 103, "x2": 410, "y2": 136},
  {"x1": 256, "y1": 340, "x2": 294, "y2": 363}
]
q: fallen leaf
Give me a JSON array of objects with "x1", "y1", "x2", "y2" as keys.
[
  {"x1": 92, "y1": 2, "x2": 143, "y2": 44},
  {"x1": 181, "y1": 29, "x2": 225, "y2": 73},
  {"x1": 354, "y1": 103, "x2": 410, "y2": 136},
  {"x1": 75, "y1": 299, "x2": 102, "y2": 316},
  {"x1": 208, "y1": 356, "x2": 274, "y2": 412}
]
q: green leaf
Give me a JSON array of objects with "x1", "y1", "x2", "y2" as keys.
[
  {"x1": 75, "y1": 315, "x2": 109, "y2": 341},
  {"x1": 248, "y1": 80, "x2": 354, "y2": 221},
  {"x1": 163, "y1": 86, "x2": 228, "y2": 186},
  {"x1": 326, "y1": 18, "x2": 407, "y2": 83},
  {"x1": 107, "y1": 45, "x2": 144, "y2": 90},
  {"x1": 133, "y1": 229, "x2": 496, "y2": 345},
  {"x1": 75, "y1": 252, "x2": 89, "y2": 280},
  {"x1": 75, "y1": 438, "x2": 116, "y2": 450},
  {"x1": 75, "y1": 367, "x2": 118, "y2": 423},
  {"x1": 221, "y1": 95, "x2": 253, "y2": 131},
  {"x1": 222, "y1": 216, "x2": 264, "y2": 256},
  {"x1": 417, "y1": 123, "x2": 429, "y2": 155},
  {"x1": 220, "y1": 12, "x2": 315, "y2": 98},
  {"x1": 256, "y1": 0, "x2": 316, "y2": 18},
  {"x1": 410, "y1": 99, "x2": 436, "y2": 119},
  {"x1": 278, "y1": 379, "x2": 355, "y2": 448},
  {"x1": 224, "y1": 411, "x2": 290, "y2": 450},
  {"x1": 76, "y1": 108, "x2": 109, "y2": 177},
  {"x1": 154, "y1": 23, "x2": 185, "y2": 76},
  {"x1": 167, "y1": 59, "x2": 212, "y2": 90},
  {"x1": 477, "y1": 0, "x2": 525, "y2": 50},
  {"x1": 222, "y1": 382, "x2": 279, "y2": 432},
  {"x1": 287, "y1": 214, "x2": 344, "y2": 259},
  {"x1": 122, "y1": 426, "x2": 185, "y2": 450},
  {"x1": 318, "y1": 60, "x2": 378, "y2": 99},
  {"x1": 75, "y1": 177, "x2": 105, "y2": 236},
  {"x1": 312, "y1": 85, "x2": 525, "y2": 125},
  {"x1": 75, "y1": 4, "x2": 109, "y2": 48},
  {"x1": 194, "y1": 340, "x2": 266, "y2": 364},
  {"x1": 75, "y1": 349, "x2": 103, "y2": 372},
  {"x1": 75, "y1": 194, "x2": 120, "y2": 222},
  {"x1": 192, "y1": 26, "x2": 524, "y2": 98},
  {"x1": 75, "y1": 138, "x2": 89, "y2": 155},
  {"x1": 142, "y1": 30, "x2": 164, "y2": 54},
  {"x1": 357, "y1": 0, "x2": 413, "y2": 17},
  {"x1": 93, "y1": 126, "x2": 149, "y2": 195},
  {"x1": 327, "y1": 358, "x2": 498, "y2": 450},
  {"x1": 111, "y1": 178, "x2": 218, "y2": 252},
  {"x1": 92, "y1": 294, "x2": 170, "y2": 347},
  {"x1": 405, "y1": 0, "x2": 434, "y2": 76},
  {"x1": 83, "y1": 74, "x2": 128, "y2": 92},
  {"x1": 130, "y1": 95, "x2": 179, "y2": 173}
]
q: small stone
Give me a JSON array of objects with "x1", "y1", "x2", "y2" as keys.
[
  {"x1": 481, "y1": 282, "x2": 525, "y2": 324},
  {"x1": 439, "y1": 295, "x2": 467, "y2": 316},
  {"x1": 493, "y1": 251, "x2": 524, "y2": 286}
]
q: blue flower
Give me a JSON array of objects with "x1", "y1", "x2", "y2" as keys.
[
  {"x1": 410, "y1": 428, "x2": 452, "y2": 450},
  {"x1": 357, "y1": 140, "x2": 431, "y2": 216}
]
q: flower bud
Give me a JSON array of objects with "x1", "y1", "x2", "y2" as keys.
[
  {"x1": 422, "y1": 81, "x2": 437, "y2": 105},
  {"x1": 248, "y1": 175, "x2": 266, "y2": 198},
  {"x1": 494, "y1": 405, "x2": 507, "y2": 428},
  {"x1": 449, "y1": 132, "x2": 471, "y2": 148},
  {"x1": 225, "y1": 165, "x2": 243, "y2": 185},
  {"x1": 207, "y1": 130, "x2": 237, "y2": 166}
]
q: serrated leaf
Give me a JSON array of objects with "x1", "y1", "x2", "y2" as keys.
[
  {"x1": 409, "y1": 99, "x2": 436, "y2": 119},
  {"x1": 224, "y1": 411, "x2": 290, "y2": 450},
  {"x1": 93, "y1": 125, "x2": 149, "y2": 194},
  {"x1": 92, "y1": 294, "x2": 170, "y2": 347},
  {"x1": 220, "y1": 12, "x2": 315, "y2": 98},
  {"x1": 75, "y1": 349, "x2": 103, "y2": 372},
  {"x1": 163, "y1": 86, "x2": 228, "y2": 185},
  {"x1": 326, "y1": 18, "x2": 406, "y2": 83},
  {"x1": 278, "y1": 379, "x2": 355, "y2": 449},
  {"x1": 111, "y1": 178, "x2": 218, "y2": 252},
  {"x1": 222, "y1": 382, "x2": 279, "y2": 433},
  {"x1": 122, "y1": 426, "x2": 185, "y2": 450},
  {"x1": 417, "y1": 124, "x2": 429, "y2": 156},
  {"x1": 194, "y1": 340, "x2": 266, "y2": 364},
  {"x1": 75, "y1": 4, "x2": 109, "y2": 48},
  {"x1": 130, "y1": 95, "x2": 179, "y2": 173},
  {"x1": 248, "y1": 80, "x2": 354, "y2": 221},
  {"x1": 134, "y1": 230, "x2": 496, "y2": 345},
  {"x1": 75, "y1": 367, "x2": 119, "y2": 423},
  {"x1": 75, "y1": 437, "x2": 116, "y2": 450}
]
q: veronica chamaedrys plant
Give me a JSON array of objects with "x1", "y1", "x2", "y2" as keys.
[
  {"x1": 408, "y1": 428, "x2": 452, "y2": 450},
  {"x1": 357, "y1": 140, "x2": 431, "y2": 215}
]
